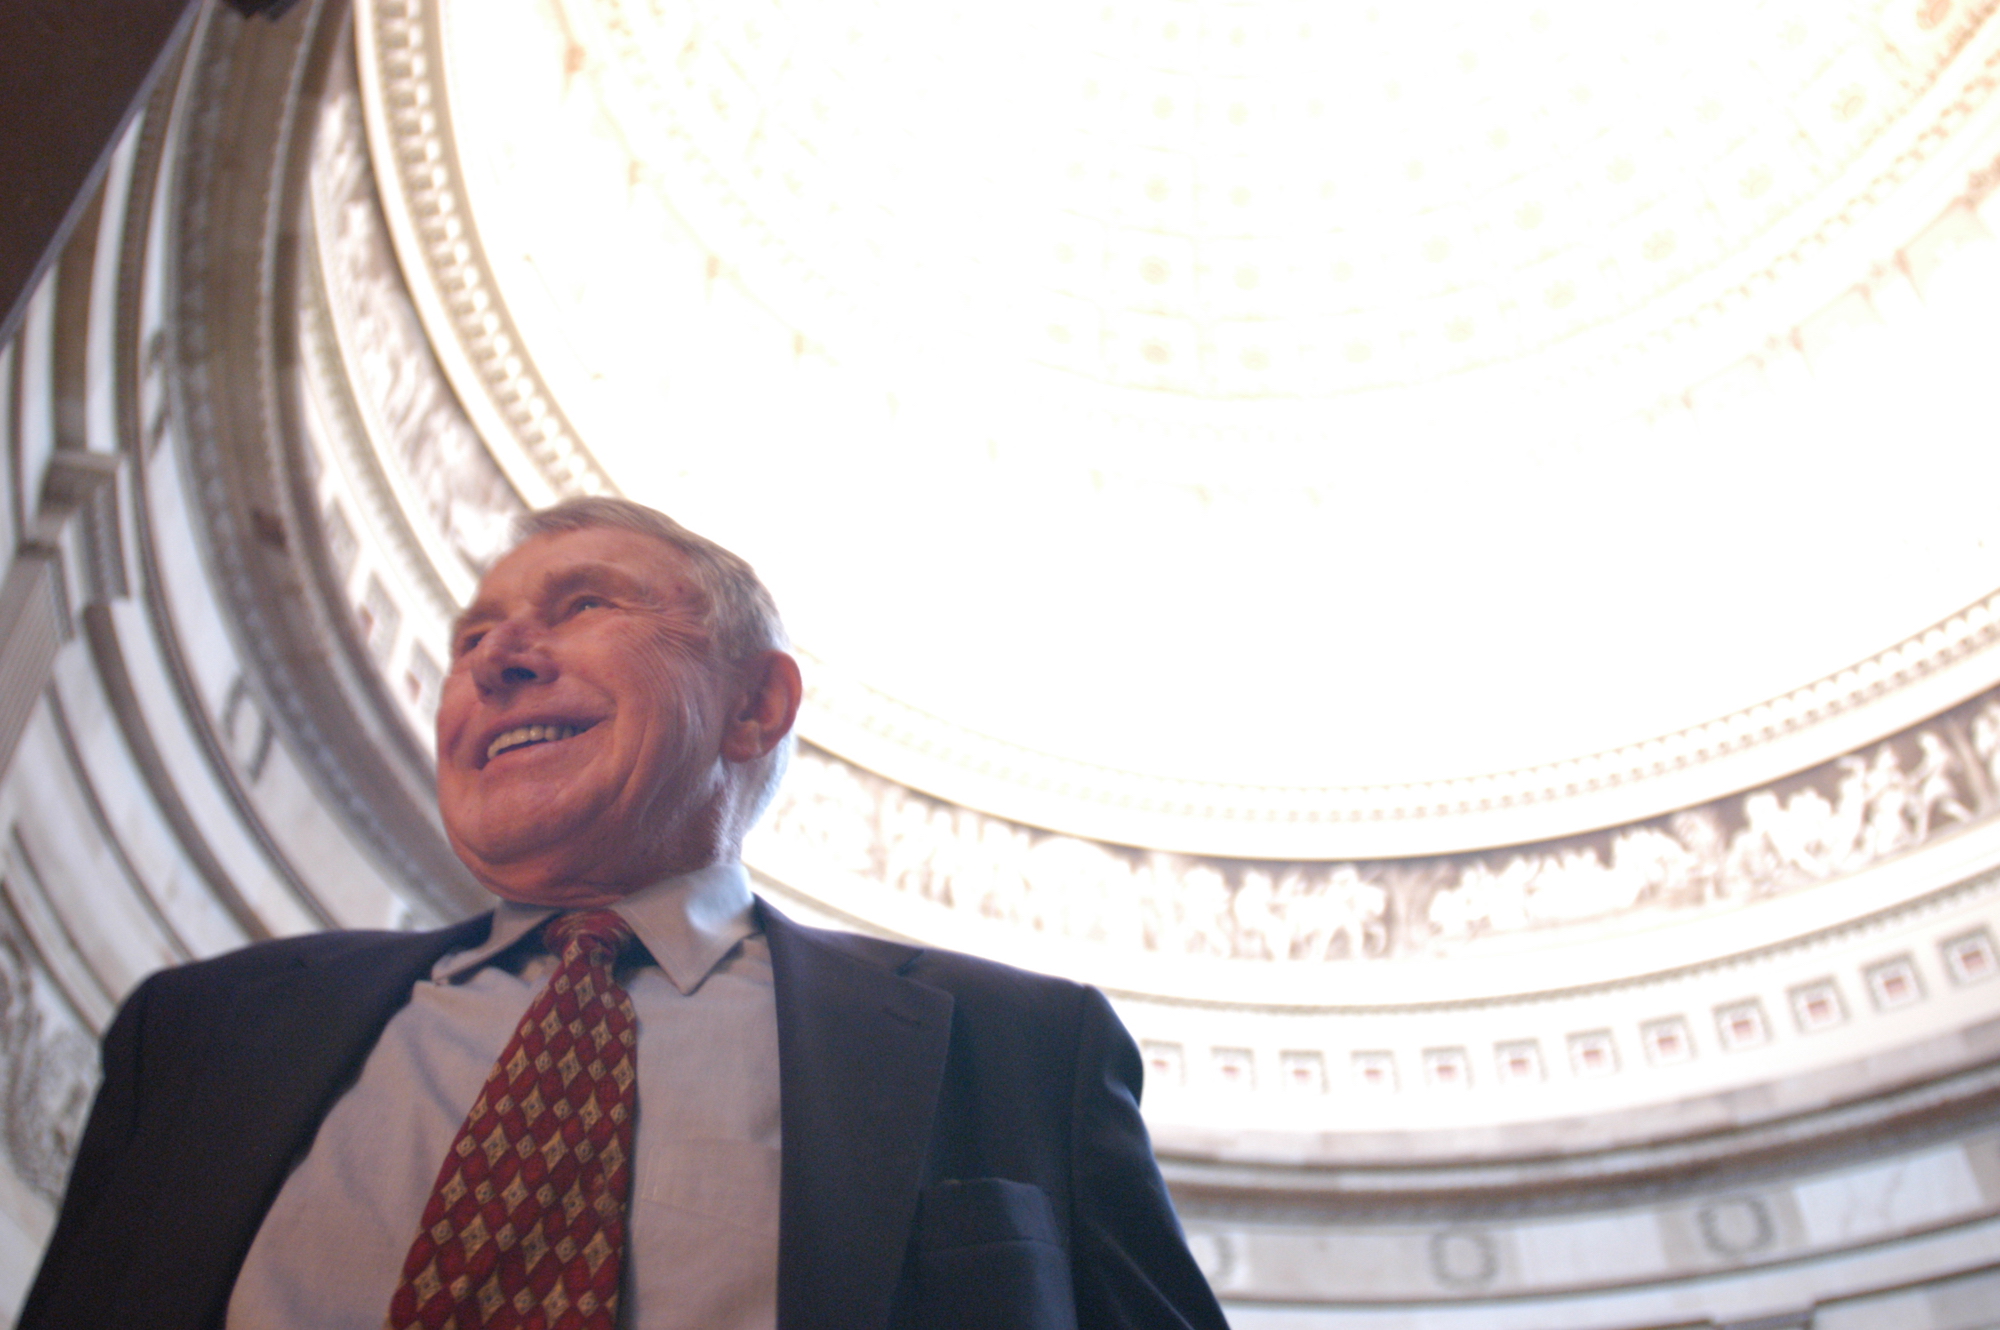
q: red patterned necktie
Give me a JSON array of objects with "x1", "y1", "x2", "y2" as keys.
[{"x1": 387, "y1": 910, "x2": 640, "y2": 1330}]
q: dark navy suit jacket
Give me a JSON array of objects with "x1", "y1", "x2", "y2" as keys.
[{"x1": 20, "y1": 900, "x2": 1228, "y2": 1330}]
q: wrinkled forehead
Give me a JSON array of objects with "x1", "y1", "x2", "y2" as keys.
[{"x1": 457, "y1": 527, "x2": 710, "y2": 630}]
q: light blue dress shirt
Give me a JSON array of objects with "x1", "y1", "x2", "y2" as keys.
[{"x1": 225, "y1": 863, "x2": 780, "y2": 1330}]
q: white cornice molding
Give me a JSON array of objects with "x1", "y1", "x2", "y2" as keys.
[
  {"x1": 353, "y1": 0, "x2": 606, "y2": 510},
  {"x1": 797, "y1": 607, "x2": 2000, "y2": 858}
]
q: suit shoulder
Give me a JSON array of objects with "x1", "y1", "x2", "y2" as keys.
[
  {"x1": 904, "y1": 941, "x2": 1088, "y2": 1011},
  {"x1": 134, "y1": 917, "x2": 488, "y2": 1001},
  {"x1": 760, "y1": 900, "x2": 1090, "y2": 1018}
]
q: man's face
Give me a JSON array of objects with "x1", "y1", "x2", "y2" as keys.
[{"x1": 436, "y1": 526, "x2": 739, "y2": 905}]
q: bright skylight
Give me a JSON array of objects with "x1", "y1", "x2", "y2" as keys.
[{"x1": 421, "y1": 0, "x2": 2000, "y2": 839}]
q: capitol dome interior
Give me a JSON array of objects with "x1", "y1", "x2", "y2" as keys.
[{"x1": 5, "y1": 0, "x2": 2000, "y2": 1324}]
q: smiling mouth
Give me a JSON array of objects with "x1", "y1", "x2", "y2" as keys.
[{"x1": 485, "y1": 723, "x2": 591, "y2": 763}]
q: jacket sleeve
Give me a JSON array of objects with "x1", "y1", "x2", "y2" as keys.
[
  {"x1": 1067, "y1": 985, "x2": 1231, "y2": 1330},
  {"x1": 16, "y1": 970, "x2": 155, "y2": 1329}
]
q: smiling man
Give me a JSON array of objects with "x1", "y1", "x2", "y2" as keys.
[
  {"x1": 20, "y1": 499, "x2": 1229, "y2": 1330},
  {"x1": 436, "y1": 517, "x2": 799, "y2": 909}
]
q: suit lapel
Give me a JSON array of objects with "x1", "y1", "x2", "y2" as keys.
[
  {"x1": 121, "y1": 919, "x2": 487, "y2": 1330},
  {"x1": 765, "y1": 903, "x2": 954, "y2": 1330}
]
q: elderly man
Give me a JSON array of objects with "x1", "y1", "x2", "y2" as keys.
[{"x1": 21, "y1": 499, "x2": 1228, "y2": 1330}]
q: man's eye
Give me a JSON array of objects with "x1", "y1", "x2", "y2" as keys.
[
  {"x1": 569, "y1": 596, "x2": 607, "y2": 615},
  {"x1": 455, "y1": 632, "x2": 484, "y2": 657}
]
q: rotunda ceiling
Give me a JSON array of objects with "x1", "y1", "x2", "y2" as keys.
[
  {"x1": 355, "y1": 0, "x2": 2000, "y2": 858},
  {"x1": 266, "y1": 0, "x2": 2000, "y2": 1168}
]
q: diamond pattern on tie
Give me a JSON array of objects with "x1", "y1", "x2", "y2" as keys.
[{"x1": 388, "y1": 910, "x2": 639, "y2": 1330}]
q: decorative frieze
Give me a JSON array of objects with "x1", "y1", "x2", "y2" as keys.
[
  {"x1": 306, "y1": 66, "x2": 522, "y2": 589},
  {"x1": 761, "y1": 688, "x2": 2000, "y2": 962},
  {"x1": 0, "y1": 917, "x2": 96, "y2": 1204}
]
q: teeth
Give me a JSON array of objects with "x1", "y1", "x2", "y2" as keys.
[{"x1": 486, "y1": 724, "x2": 581, "y2": 761}]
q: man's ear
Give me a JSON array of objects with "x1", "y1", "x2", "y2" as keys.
[{"x1": 720, "y1": 650, "x2": 803, "y2": 763}]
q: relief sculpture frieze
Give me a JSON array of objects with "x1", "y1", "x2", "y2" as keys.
[
  {"x1": 760, "y1": 687, "x2": 2000, "y2": 962},
  {"x1": 308, "y1": 54, "x2": 524, "y2": 583},
  {"x1": 0, "y1": 919, "x2": 97, "y2": 1203}
]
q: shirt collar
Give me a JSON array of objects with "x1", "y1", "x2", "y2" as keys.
[{"x1": 435, "y1": 861, "x2": 757, "y2": 996}]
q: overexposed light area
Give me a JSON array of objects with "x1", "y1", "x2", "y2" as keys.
[{"x1": 430, "y1": 0, "x2": 2000, "y2": 812}]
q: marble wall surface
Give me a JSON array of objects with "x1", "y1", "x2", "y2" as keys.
[{"x1": 0, "y1": 8, "x2": 436, "y2": 1314}]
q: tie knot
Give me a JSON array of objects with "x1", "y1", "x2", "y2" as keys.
[{"x1": 545, "y1": 909, "x2": 634, "y2": 963}]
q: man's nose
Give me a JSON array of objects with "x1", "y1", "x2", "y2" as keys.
[{"x1": 469, "y1": 620, "x2": 556, "y2": 693}]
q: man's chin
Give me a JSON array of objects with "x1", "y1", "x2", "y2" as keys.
[
  {"x1": 447, "y1": 826, "x2": 605, "y2": 901},
  {"x1": 486, "y1": 879, "x2": 637, "y2": 909},
  {"x1": 463, "y1": 856, "x2": 635, "y2": 908}
]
